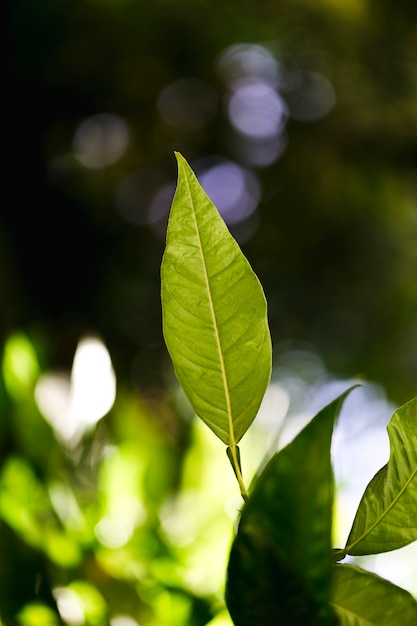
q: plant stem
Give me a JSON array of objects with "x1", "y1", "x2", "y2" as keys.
[{"x1": 227, "y1": 445, "x2": 249, "y2": 502}]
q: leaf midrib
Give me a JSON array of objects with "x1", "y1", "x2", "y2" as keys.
[
  {"x1": 330, "y1": 601, "x2": 378, "y2": 626},
  {"x1": 184, "y1": 176, "x2": 235, "y2": 448}
]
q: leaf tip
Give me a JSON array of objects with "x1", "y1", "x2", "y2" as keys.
[{"x1": 174, "y1": 151, "x2": 185, "y2": 166}]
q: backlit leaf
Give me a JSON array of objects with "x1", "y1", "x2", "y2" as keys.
[
  {"x1": 161, "y1": 152, "x2": 271, "y2": 446},
  {"x1": 331, "y1": 564, "x2": 417, "y2": 625},
  {"x1": 344, "y1": 395, "x2": 417, "y2": 556}
]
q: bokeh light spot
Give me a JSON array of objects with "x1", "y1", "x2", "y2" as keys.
[
  {"x1": 255, "y1": 383, "x2": 290, "y2": 428},
  {"x1": 95, "y1": 515, "x2": 134, "y2": 549},
  {"x1": 227, "y1": 78, "x2": 288, "y2": 140},
  {"x1": 54, "y1": 587, "x2": 84, "y2": 625},
  {"x1": 195, "y1": 158, "x2": 261, "y2": 224},
  {"x1": 70, "y1": 336, "x2": 116, "y2": 428},
  {"x1": 54, "y1": 582, "x2": 107, "y2": 626},
  {"x1": 217, "y1": 43, "x2": 290, "y2": 166},
  {"x1": 111, "y1": 616, "x2": 140, "y2": 626},
  {"x1": 217, "y1": 43, "x2": 280, "y2": 86},
  {"x1": 73, "y1": 113, "x2": 129, "y2": 169},
  {"x1": 35, "y1": 336, "x2": 116, "y2": 446}
]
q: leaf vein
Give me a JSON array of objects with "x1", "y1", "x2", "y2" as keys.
[{"x1": 184, "y1": 173, "x2": 235, "y2": 447}]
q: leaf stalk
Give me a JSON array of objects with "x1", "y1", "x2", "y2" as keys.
[{"x1": 227, "y1": 445, "x2": 249, "y2": 502}]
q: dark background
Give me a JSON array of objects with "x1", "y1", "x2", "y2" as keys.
[{"x1": 5, "y1": 0, "x2": 417, "y2": 403}]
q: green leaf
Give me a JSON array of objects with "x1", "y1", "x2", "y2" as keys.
[
  {"x1": 226, "y1": 389, "x2": 355, "y2": 626},
  {"x1": 161, "y1": 152, "x2": 272, "y2": 447},
  {"x1": 331, "y1": 564, "x2": 417, "y2": 625},
  {"x1": 344, "y1": 395, "x2": 417, "y2": 556}
]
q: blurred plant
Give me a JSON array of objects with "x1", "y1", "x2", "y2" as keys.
[
  {"x1": 0, "y1": 331, "x2": 230, "y2": 625},
  {"x1": 160, "y1": 153, "x2": 417, "y2": 625}
]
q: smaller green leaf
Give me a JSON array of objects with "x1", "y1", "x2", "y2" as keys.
[
  {"x1": 344, "y1": 395, "x2": 417, "y2": 556},
  {"x1": 331, "y1": 564, "x2": 417, "y2": 626},
  {"x1": 226, "y1": 388, "x2": 355, "y2": 626}
]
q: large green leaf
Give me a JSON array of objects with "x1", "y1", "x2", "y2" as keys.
[
  {"x1": 226, "y1": 389, "x2": 354, "y2": 625},
  {"x1": 331, "y1": 564, "x2": 417, "y2": 625},
  {"x1": 342, "y1": 395, "x2": 417, "y2": 556},
  {"x1": 161, "y1": 152, "x2": 272, "y2": 447}
]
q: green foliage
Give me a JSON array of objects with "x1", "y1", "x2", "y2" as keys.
[
  {"x1": 161, "y1": 154, "x2": 417, "y2": 625},
  {"x1": 2, "y1": 333, "x2": 39, "y2": 400},
  {"x1": 161, "y1": 152, "x2": 272, "y2": 497},
  {"x1": 331, "y1": 564, "x2": 417, "y2": 625},
  {"x1": 0, "y1": 333, "x2": 226, "y2": 625},
  {"x1": 161, "y1": 153, "x2": 271, "y2": 447},
  {"x1": 226, "y1": 392, "x2": 353, "y2": 626},
  {"x1": 341, "y1": 396, "x2": 417, "y2": 556}
]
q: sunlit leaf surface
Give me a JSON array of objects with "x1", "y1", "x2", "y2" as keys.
[
  {"x1": 344, "y1": 395, "x2": 417, "y2": 555},
  {"x1": 226, "y1": 389, "x2": 354, "y2": 625},
  {"x1": 331, "y1": 564, "x2": 417, "y2": 625},
  {"x1": 161, "y1": 152, "x2": 271, "y2": 445}
]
